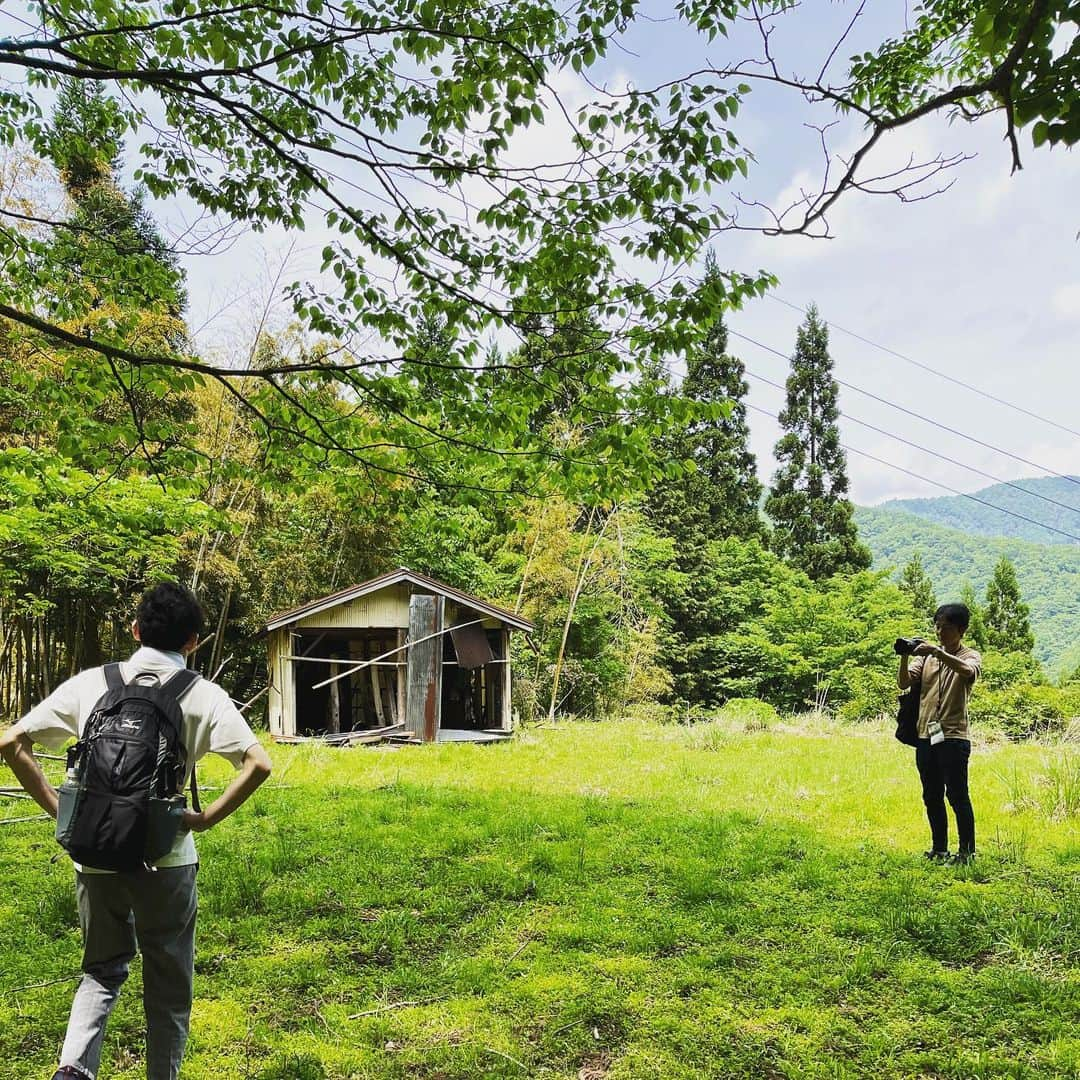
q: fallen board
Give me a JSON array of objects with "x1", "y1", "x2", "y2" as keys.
[{"x1": 435, "y1": 729, "x2": 513, "y2": 744}]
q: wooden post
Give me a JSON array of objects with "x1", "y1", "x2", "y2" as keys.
[
  {"x1": 328, "y1": 659, "x2": 341, "y2": 734},
  {"x1": 406, "y1": 595, "x2": 443, "y2": 742},
  {"x1": 395, "y1": 628, "x2": 406, "y2": 724},
  {"x1": 501, "y1": 628, "x2": 512, "y2": 731},
  {"x1": 370, "y1": 663, "x2": 385, "y2": 725},
  {"x1": 282, "y1": 632, "x2": 297, "y2": 737}
]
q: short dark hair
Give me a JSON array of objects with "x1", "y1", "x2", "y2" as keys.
[
  {"x1": 135, "y1": 581, "x2": 205, "y2": 651},
  {"x1": 934, "y1": 603, "x2": 970, "y2": 632}
]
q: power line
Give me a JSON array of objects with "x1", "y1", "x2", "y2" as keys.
[
  {"x1": 745, "y1": 402, "x2": 1080, "y2": 545},
  {"x1": 769, "y1": 294, "x2": 1080, "y2": 441},
  {"x1": 730, "y1": 328, "x2": 1080, "y2": 490},
  {"x1": 743, "y1": 368, "x2": 1080, "y2": 518}
]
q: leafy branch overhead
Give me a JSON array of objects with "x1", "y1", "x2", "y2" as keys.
[{"x1": 0, "y1": 1, "x2": 1075, "y2": 488}]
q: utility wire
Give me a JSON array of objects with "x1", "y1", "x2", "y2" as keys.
[
  {"x1": 745, "y1": 402, "x2": 1080, "y2": 545},
  {"x1": 730, "y1": 328, "x2": 1080, "y2": 490},
  {"x1": 769, "y1": 294, "x2": 1080, "y2": 441},
  {"x1": 744, "y1": 368, "x2": 1080, "y2": 518}
]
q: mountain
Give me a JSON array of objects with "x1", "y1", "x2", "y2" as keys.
[
  {"x1": 855, "y1": 504, "x2": 1080, "y2": 679},
  {"x1": 875, "y1": 475, "x2": 1080, "y2": 547}
]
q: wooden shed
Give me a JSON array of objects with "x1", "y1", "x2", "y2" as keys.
[{"x1": 264, "y1": 568, "x2": 535, "y2": 743}]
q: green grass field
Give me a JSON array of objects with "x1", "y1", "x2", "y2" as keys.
[{"x1": 2, "y1": 717, "x2": 1078, "y2": 1079}]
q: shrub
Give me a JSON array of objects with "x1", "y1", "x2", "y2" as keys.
[
  {"x1": 970, "y1": 682, "x2": 1080, "y2": 740},
  {"x1": 837, "y1": 665, "x2": 899, "y2": 723},
  {"x1": 978, "y1": 650, "x2": 1045, "y2": 691},
  {"x1": 717, "y1": 697, "x2": 780, "y2": 732}
]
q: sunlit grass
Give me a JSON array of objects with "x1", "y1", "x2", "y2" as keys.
[{"x1": 2, "y1": 717, "x2": 1078, "y2": 1078}]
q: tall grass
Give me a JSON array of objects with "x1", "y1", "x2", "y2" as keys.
[
  {"x1": 1, "y1": 718, "x2": 1078, "y2": 1079},
  {"x1": 997, "y1": 750, "x2": 1080, "y2": 821}
]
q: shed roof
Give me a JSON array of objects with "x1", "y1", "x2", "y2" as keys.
[{"x1": 263, "y1": 567, "x2": 535, "y2": 634}]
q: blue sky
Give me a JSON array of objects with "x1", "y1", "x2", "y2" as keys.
[
  {"x1": 608, "y1": 4, "x2": 1080, "y2": 505},
  {"x1": 3, "y1": 2, "x2": 1077, "y2": 508}
]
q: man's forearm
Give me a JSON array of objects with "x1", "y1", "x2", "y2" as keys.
[
  {"x1": 898, "y1": 656, "x2": 912, "y2": 689},
  {"x1": 935, "y1": 649, "x2": 977, "y2": 679},
  {"x1": 0, "y1": 731, "x2": 59, "y2": 818},
  {"x1": 185, "y1": 744, "x2": 271, "y2": 831}
]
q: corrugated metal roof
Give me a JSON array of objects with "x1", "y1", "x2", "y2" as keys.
[{"x1": 263, "y1": 567, "x2": 535, "y2": 634}]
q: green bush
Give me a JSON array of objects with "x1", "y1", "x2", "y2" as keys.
[
  {"x1": 717, "y1": 696, "x2": 780, "y2": 731},
  {"x1": 969, "y1": 681, "x2": 1080, "y2": 739},
  {"x1": 979, "y1": 650, "x2": 1045, "y2": 690},
  {"x1": 837, "y1": 665, "x2": 899, "y2": 723}
]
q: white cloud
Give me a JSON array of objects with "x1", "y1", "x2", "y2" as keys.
[{"x1": 1052, "y1": 283, "x2": 1080, "y2": 321}]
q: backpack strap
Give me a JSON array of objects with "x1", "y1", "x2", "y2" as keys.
[
  {"x1": 104, "y1": 662, "x2": 125, "y2": 691},
  {"x1": 163, "y1": 668, "x2": 201, "y2": 704},
  {"x1": 164, "y1": 668, "x2": 202, "y2": 813}
]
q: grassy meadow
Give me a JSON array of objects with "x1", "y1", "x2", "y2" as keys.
[{"x1": 1, "y1": 715, "x2": 1078, "y2": 1079}]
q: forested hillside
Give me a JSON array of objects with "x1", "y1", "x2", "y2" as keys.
[
  {"x1": 856, "y1": 505, "x2": 1080, "y2": 677},
  {"x1": 876, "y1": 476, "x2": 1080, "y2": 547}
]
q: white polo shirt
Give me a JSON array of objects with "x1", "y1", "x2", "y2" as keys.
[{"x1": 12, "y1": 646, "x2": 259, "y2": 870}]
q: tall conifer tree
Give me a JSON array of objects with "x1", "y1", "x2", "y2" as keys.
[
  {"x1": 985, "y1": 556, "x2": 1035, "y2": 653},
  {"x1": 649, "y1": 250, "x2": 763, "y2": 550},
  {"x1": 899, "y1": 552, "x2": 937, "y2": 631},
  {"x1": 765, "y1": 304, "x2": 870, "y2": 579},
  {"x1": 46, "y1": 80, "x2": 188, "y2": 321},
  {"x1": 959, "y1": 582, "x2": 989, "y2": 652}
]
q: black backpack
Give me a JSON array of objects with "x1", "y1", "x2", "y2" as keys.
[
  {"x1": 895, "y1": 683, "x2": 920, "y2": 747},
  {"x1": 56, "y1": 663, "x2": 201, "y2": 871}
]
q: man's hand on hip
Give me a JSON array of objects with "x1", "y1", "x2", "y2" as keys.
[{"x1": 181, "y1": 809, "x2": 210, "y2": 832}]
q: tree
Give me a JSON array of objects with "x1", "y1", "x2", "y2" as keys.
[
  {"x1": 36, "y1": 80, "x2": 197, "y2": 476},
  {"x1": 0, "y1": 2, "x2": 1074, "y2": 489},
  {"x1": 959, "y1": 582, "x2": 990, "y2": 653},
  {"x1": 44, "y1": 80, "x2": 188, "y2": 321},
  {"x1": 899, "y1": 552, "x2": 937, "y2": 631},
  {"x1": 649, "y1": 250, "x2": 763, "y2": 549},
  {"x1": 985, "y1": 556, "x2": 1035, "y2": 654},
  {"x1": 765, "y1": 305, "x2": 871, "y2": 580}
]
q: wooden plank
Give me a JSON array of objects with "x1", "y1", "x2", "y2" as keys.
[
  {"x1": 395, "y1": 628, "x2": 406, "y2": 724},
  {"x1": 501, "y1": 628, "x2": 512, "y2": 731},
  {"x1": 386, "y1": 667, "x2": 399, "y2": 726},
  {"x1": 449, "y1": 620, "x2": 494, "y2": 668},
  {"x1": 281, "y1": 655, "x2": 404, "y2": 665},
  {"x1": 405, "y1": 594, "x2": 443, "y2": 742},
  {"x1": 327, "y1": 660, "x2": 341, "y2": 734},
  {"x1": 370, "y1": 662, "x2": 386, "y2": 725}
]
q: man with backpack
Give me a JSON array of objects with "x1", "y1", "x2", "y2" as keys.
[{"x1": 0, "y1": 581, "x2": 272, "y2": 1080}]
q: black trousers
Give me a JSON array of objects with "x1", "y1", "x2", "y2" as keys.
[{"x1": 915, "y1": 738, "x2": 975, "y2": 853}]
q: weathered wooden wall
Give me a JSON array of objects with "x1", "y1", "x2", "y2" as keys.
[
  {"x1": 266, "y1": 629, "x2": 294, "y2": 736},
  {"x1": 295, "y1": 584, "x2": 410, "y2": 631}
]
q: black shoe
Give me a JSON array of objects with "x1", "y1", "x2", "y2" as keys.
[
  {"x1": 923, "y1": 849, "x2": 950, "y2": 862},
  {"x1": 53, "y1": 1068, "x2": 91, "y2": 1079},
  {"x1": 952, "y1": 850, "x2": 976, "y2": 865}
]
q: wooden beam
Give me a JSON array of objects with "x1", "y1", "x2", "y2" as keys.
[
  {"x1": 395, "y1": 628, "x2": 406, "y2": 725},
  {"x1": 327, "y1": 660, "x2": 341, "y2": 734},
  {"x1": 501, "y1": 628, "x2": 512, "y2": 732},
  {"x1": 405, "y1": 594, "x2": 443, "y2": 743},
  {"x1": 370, "y1": 663, "x2": 385, "y2": 726}
]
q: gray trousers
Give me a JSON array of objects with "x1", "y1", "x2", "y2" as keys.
[{"x1": 59, "y1": 866, "x2": 197, "y2": 1080}]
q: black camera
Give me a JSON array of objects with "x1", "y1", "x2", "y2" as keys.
[{"x1": 893, "y1": 636, "x2": 925, "y2": 656}]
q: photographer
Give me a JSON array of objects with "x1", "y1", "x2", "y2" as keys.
[{"x1": 897, "y1": 603, "x2": 982, "y2": 863}]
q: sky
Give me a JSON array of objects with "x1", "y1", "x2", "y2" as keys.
[
  {"x1": 3, "y1": 2, "x2": 1078, "y2": 509},
  {"x1": 614, "y1": 4, "x2": 1080, "y2": 506}
]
